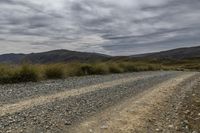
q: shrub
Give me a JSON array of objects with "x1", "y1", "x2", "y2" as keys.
[
  {"x1": 0, "y1": 64, "x2": 39, "y2": 84},
  {"x1": 92, "y1": 63, "x2": 109, "y2": 75},
  {"x1": 108, "y1": 63, "x2": 124, "y2": 73},
  {"x1": 44, "y1": 64, "x2": 64, "y2": 79},
  {"x1": 78, "y1": 64, "x2": 94, "y2": 75},
  {"x1": 0, "y1": 67, "x2": 14, "y2": 84},
  {"x1": 71, "y1": 63, "x2": 109, "y2": 76},
  {"x1": 11, "y1": 64, "x2": 39, "y2": 83},
  {"x1": 119, "y1": 63, "x2": 139, "y2": 72}
]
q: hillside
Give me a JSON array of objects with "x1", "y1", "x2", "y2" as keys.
[
  {"x1": 133, "y1": 46, "x2": 200, "y2": 60},
  {"x1": 0, "y1": 46, "x2": 200, "y2": 64},
  {"x1": 0, "y1": 50, "x2": 110, "y2": 64}
]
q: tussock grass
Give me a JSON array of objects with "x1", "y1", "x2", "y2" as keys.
[
  {"x1": 0, "y1": 58, "x2": 199, "y2": 84},
  {"x1": 0, "y1": 64, "x2": 39, "y2": 84},
  {"x1": 44, "y1": 64, "x2": 65, "y2": 79}
]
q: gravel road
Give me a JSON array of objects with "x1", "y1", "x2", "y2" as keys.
[
  {"x1": 0, "y1": 71, "x2": 199, "y2": 133},
  {"x1": 0, "y1": 71, "x2": 164, "y2": 105}
]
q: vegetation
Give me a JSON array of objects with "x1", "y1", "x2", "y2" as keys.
[
  {"x1": 0, "y1": 64, "x2": 39, "y2": 84},
  {"x1": 0, "y1": 58, "x2": 199, "y2": 84},
  {"x1": 44, "y1": 64, "x2": 65, "y2": 79}
]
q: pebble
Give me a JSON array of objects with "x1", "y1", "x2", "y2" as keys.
[
  {"x1": 184, "y1": 110, "x2": 190, "y2": 114},
  {"x1": 155, "y1": 128, "x2": 160, "y2": 132},
  {"x1": 100, "y1": 125, "x2": 108, "y2": 129},
  {"x1": 89, "y1": 129, "x2": 93, "y2": 133},
  {"x1": 64, "y1": 121, "x2": 72, "y2": 125},
  {"x1": 168, "y1": 125, "x2": 174, "y2": 128},
  {"x1": 192, "y1": 131, "x2": 198, "y2": 133},
  {"x1": 183, "y1": 120, "x2": 189, "y2": 124}
]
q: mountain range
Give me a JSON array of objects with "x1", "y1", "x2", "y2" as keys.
[
  {"x1": 0, "y1": 50, "x2": 110, "y2": 64},
  {"x1": 0, "y1": 46, "x2": 200, "y2": 64},
  {"x1": 133, "y1": 46, "x2": 200, "y2": 60}
]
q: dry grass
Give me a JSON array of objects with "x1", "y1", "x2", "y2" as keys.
[{"x1": 0, "y1": 59, "x2": 199, "y2": 84}]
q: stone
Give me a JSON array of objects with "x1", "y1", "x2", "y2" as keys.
[
  {"x1": 89, "y1": 129, "x2": 93, "y2": 133},
  {"x1": 155, "y1": 128, "x2": 160, "y2": 132},
  {"x1": 168, "y1": 125, "x2": 174, "y2": 128},
  {"x1": 184, "y1": 110, "x2": 190, "y2": 114},
  {"x1": 183, "y1": 120, "x2": 189, "y2": 124},
  {"x1": 64, "y1": 121, "x2": 72, "y2": 125},
  {"x1": 192, "y1": 131, "x2": 198, "y2": 133},
  {"x1": 100, "y1": 125, "x2": 108, "y2": 129}
]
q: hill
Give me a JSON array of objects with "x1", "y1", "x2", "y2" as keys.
[
  {"x1": 0, "y1": 46, "x2": 200, "y2": 64},
  {"x1": 0, "y1": 49, "x2": 110, "y2": 64},
  {"x1": 133, "y1": 46, "x2": 200, "y2": 60}
]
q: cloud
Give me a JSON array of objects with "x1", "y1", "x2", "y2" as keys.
[{"x1": 0, "y1": 0, "x2": 200, "y2": 55}]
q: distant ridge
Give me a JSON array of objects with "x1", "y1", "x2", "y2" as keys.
[
  {"x1": 132, "y1": 46, "x2": 200, "y2": 60},
  {"x1": 0, "y1": 46, "x2": 200, "y2": 64},
  {"x1": 0, "y1": 49, "x2": 110, "y2": 64}
]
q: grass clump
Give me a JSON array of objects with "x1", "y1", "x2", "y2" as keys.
[
  {"x1": 76, "y1": 64, "x2": 94, "y2": 76},
  {"x1": 91, "y1": 63, "x2": 109, "y2": 75},
  {"x1": 12, "y1": 64, "x2": 39, "y2": 83},
  {"x1": 119, "y1": 62, "x2": 140, "y2": 72},
  {"x1": 108, "y1": 63, "x2": 124, "y2": 73},
  {"x1": 66, "y1": 63, "x2": 110, "y2": 76},
  {"x1": 0, "y1": 64, "x2": 39, "y2": 84},
  {"x1": 44, "y1": 64, "x2": 65, "y2": 79}
]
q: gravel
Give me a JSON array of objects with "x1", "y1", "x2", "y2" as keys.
[
  {"x1": 0, "y1": 71, "x2": 180, "y2": 133},
  {"x1": 139, "y1": 73, "x2": 200, "y2": 133},
  {"x1": 0, "y1": 71, "x2": 165, "y2": 105},
  {"x1": 0, "y1": 71, "x2": 169, "y2": 105}
]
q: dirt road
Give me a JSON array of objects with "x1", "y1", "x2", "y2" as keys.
[{"x1": 0, "y1": 71, "x2": 199, "y2": 133}]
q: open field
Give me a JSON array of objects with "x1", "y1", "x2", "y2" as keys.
[{"x1": 0, "y1": 71, "x2": 199, "y2": 133}]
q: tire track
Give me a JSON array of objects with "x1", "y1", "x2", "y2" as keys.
[
  {"x1": 0, "y1": 72, "x2": 169, "y2": 117},
  {"x1": 71, "y1": 72, "x2": 197, "y2": 133}
]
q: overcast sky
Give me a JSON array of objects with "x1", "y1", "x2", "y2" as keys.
[{"x1": 0, "y1": 0, "x2": 200, "y2": 55}]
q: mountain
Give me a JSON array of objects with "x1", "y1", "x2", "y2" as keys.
[
  {"x1": 132, "y1": 46, "x2": 200, "y2": 60},
  {"x1": 0, "y1": 46, "x2": 200, "y2": 64},
  {"x1": 0, "y1": 49, "x2": 110, "y2": 64}
]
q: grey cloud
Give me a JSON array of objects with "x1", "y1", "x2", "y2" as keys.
[{"x1": 0, "y1": 0, "x2": 200, "y2": 55}]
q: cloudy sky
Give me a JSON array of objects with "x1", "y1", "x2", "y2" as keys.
[{"x1": 0, "y1": 0, "x2": 200, "y2": 55}]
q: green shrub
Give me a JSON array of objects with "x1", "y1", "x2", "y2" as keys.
[
  {"x1": 0, "y1": 64, "x2": 39, "y2": 84},
  {"x1": 44, "y1": 65, "x2": 64, "y2": 79},
  {"x1": 70, "y1": 63, "x2": 110, "y2": 76},
  {"x1": 108, "y1": 63, "x2": 123, "y2": 73},
  {"x1": 0, "y1": 67, "x2": 14, "y2": 84},
  {"x1": 78, "y1": 64, "x2": 94, "y2": 75},
  {"x1": 92, "y1": 63, "x2": 109, "y2": 75},
  {"x1": 119, "y1": 63, "x2": 139, "y2": 72},
  {"x1": 11, "y1": 64, "x2": 39, "y2": 83}
]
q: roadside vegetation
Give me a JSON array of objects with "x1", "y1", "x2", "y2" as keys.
[{"x1": 0, "y1": 58, "x2": 199, "y2": 84}]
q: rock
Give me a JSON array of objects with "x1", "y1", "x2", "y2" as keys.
[
  {"x1": 155, "y1": 128, "x2": 160, "y2": 132},
  {"x1": 192, "y1": 131, "x2": 198, "y2": 133},
  {"x1": 19, "y1": 130, "x2": 24, "y2": 133},
  {"x1": 168, "y1": 125, "x2": 174, "y2": 128},
  {"x1": 89, "y1": 129, "x2": 93, "y2": 133},
  {"x1": 64, "y1": 121, "x2": 72, "y2": 125},
  {"x1": 183, "y1": 120, "x2": 189, "y2": 124},
  {"x1": 184, "y1": 110, "x2": 190, "y2": 114},
  {"x1": 45, "y1": 125, "x2": 50, "y2": 129},
  {"x1": 6, "y1": 130, "x2": 11, "y2": 133},
  {"x1": 100, "y1": 125, "x2": 108, "y2": 129}
]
